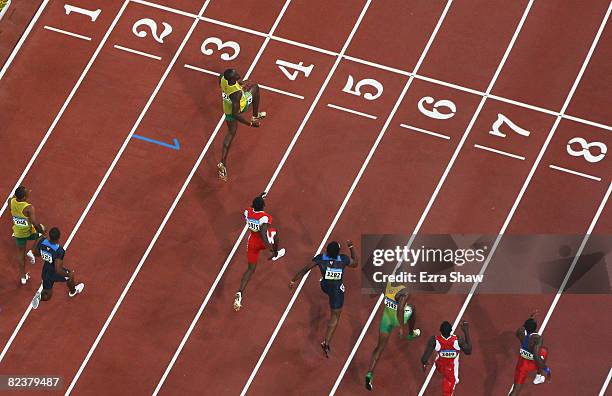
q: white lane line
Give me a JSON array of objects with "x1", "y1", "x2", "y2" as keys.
[
  {"x1": 0, "y1": 0, "x2": 131, "y2": 363},
  {"x1": 419, "y1": 2, "x2": 612, "y2": 394},
  {"x1": 549, "y1": 164, "x2": 602, "y2": 182},
  {"x1": 400, "y1": 124, "x2": 451, "y2": 140},
  {"x1": 539, "y1": 181, "x2": 611, "y2": 333},
  {"x1": 414, "y1": 73, "x2": 485, "y2": 96},
  {"x1": 0, "y1": 0, "x2": 11, "y2": 21},
  {"x1": 488, "y1": 93, "x2": 559, "y2": 116},
  {"x1": 113, "y1": 45, "x2": 161, "y2": 60},
  {"x1": 200, "y1": 16, "x2": 267, "y2": 38},
  {"x1": 43, "y1": 26, "x2": 92, "y2": 41},
  {"x1": 326, "y1": 103, "x2": 377, "y2": 119},
  {"x1": 599, "y1": 367, "x2": 612, "y2": 396},
  {"x1": 259, "y1": 84, "x2": 304, "y2": 99},
  {"x1": 0, "y1": 0, "x2": 49, "y2": 81},
  {"x1": 184, "y1": 64, "x2": 219, "y2": 76},
  {"x1": 474, "y1": 144, "x2": 526, "y2": 160},
  {"x1": 342, "y1": 55, "x2": 410, "y2": 76},
  {"x1": 272, "y1": 35, "x2": 338, "y2": 56},
  {"x1": 131, "y1": 0, "x2": 198, "y2": 19},
  {"x1": 563, "y1": 114, "x2": 612, "y2": 132}
]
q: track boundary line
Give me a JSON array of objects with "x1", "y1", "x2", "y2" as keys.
[
  {"x1": 0, "y1": 0, "x2": 132, "y2": 363},
  {"x1": 0, "y1": 0, "x2": 50, "y2": 82},
  {"x1": 599, "y1": 367, "x2": 612, "y2": 396},
  {"x1": 43, "y1": 26, "x2": 92, "y2": 41},
  {"x1": 0, "y1": 0, "x2": 130, "y2": 219},
  {"x1": 132, "y1": 0, "x2": 612, "y2": 134},
  {"x1": 418, "y1": 2, "x2": 612, "y2": 393},
  {"x1": 331, "y1": 1, "x2": 537, "y2": 393}
]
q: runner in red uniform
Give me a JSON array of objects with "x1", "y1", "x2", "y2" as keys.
[
  {"x1": 421, "y1": 321, "x2": 472, "y2": 396},
  {"x1": 509, "y1": 312, "x2": 551, "y2": 395},
  {"x1": 233, "y1": 192, "x2": 285, "y2": 311}
]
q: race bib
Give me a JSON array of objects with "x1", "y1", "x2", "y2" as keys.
[
  {"x1": 324, "y1": 267, "x2": 342, "y2": 280},
  {"x1": 247, "y1": 219, "x2": 260, "y2": 232},
  {"x1": 384, "y1": 297, "x2": 398, "y2": 310},
  {"x1": 12, "y1": 216, "x2": 29, "y2": 227},
  {"x1": 439, "y1": 350, "x2": 459, "y2": 359},
  {"x1": 40, "y1": 250, "x2": 53, "y2": 263},
  {"x1": 519, "y1": 348, "x2": 534, "y2": 360}
]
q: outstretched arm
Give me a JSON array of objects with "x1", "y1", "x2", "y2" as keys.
[
  {"x1": 421, "y1": 335, "x2": 436, "y2": 371},
  {"x1": 458, "y1": 321, "x2": 472, "y2": 355},
  {"x1": 289, "y1": 261, "x2": 318, "y2": 288},
  {"x1": 346, "y1": 240, "x2": 358, "y2": 268}
]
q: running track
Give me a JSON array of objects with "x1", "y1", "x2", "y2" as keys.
[{"x1": 0, "y1": 0, "x2": 610, "y2": 395}]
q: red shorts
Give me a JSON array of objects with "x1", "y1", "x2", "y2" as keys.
[
  {"x1": 247, "y1": 228, "x2": 277, "y2": 264},
  {"x1": 514, "y1": 347, "x2": 548, "y2": 385},
  {"x1": 435, "y1": 361, "x2": 459, "y2": 396}
]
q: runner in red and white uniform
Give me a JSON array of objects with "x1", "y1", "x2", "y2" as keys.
[
  {"x1": 509, "y1": 312, "x2": 551, "y2": 395},
  {"x1": 422, "y1": 321, "x2": 472, "y2": 396},
  {"x1": 233, "y1": 192, "x2": 285, "y2": 311}
]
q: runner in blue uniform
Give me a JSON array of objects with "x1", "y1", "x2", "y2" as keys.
[
  {"x1": 30, "y1": 227, "x2": 84, "y2": 309},
  {"x1": 290, "y1": 240, "x2": 357, "y2": 357}
]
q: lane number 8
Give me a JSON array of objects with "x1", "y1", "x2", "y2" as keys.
[{"x1": 566, "y1": 137, "x2": 607, "y2": 163}]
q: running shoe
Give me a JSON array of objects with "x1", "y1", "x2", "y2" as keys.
[
  {"x1": 321, "y1": 341, "x2": 330, "y2": 358},
  {"x1": 271, "y1": 248, "x2": 286, "y2": 261},
  {"x1": 408, "y1": 328, "x2": 421, "y2": 340},
  {"x1": 233, "y1": 291, "x2": 242, "y2": 311},
  {"x1": 252, "y1": 112, "x2": 266, "y2": 121},
  {"x1": 217, "y1": 162, "x2": 228, "y2": 182},
  {"x1": 68, "y1": 283, "x2": 85, "y2": 297},
  {"x1": 365, "y1": 372, "x2": 373, "y2": 391},
  {"x1": 20, "y1": 273, "x2": 30, "y2": 285},
  {"x1": 31, "y1": 292, "x2": 41, "y2": 310},
  {"x1": 533, "y1": 374, "x2": 546, "y2": 385},
  {"x1": 27, "y1": 250, "x2": 35, "y2": 264}
]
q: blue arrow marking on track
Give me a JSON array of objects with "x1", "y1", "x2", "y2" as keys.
[{"x1": 132, "y1": 134, "x2": 180, "y2": 150}]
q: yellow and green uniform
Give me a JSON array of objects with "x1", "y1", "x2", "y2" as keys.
[
  {"x1": 380, "y1": 282, "x2": 413, "y2": 334},
  {"x1": 220, "y1": 76, "x2": 253, "y2": 120},
  {"x1": 10, "y1": 198, "x2": 39, "y2": 246}
]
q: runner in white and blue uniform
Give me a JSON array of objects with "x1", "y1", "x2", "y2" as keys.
[
  {"x1": 290, "y1": 240, "x2": 357, "y2": 357},
  {"x1": 30, "y1": 227, "x2": 84, "y2": 309}
]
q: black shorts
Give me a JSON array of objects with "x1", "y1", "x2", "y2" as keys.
[
  {"x1": 320, "y1": 280, "x2": 345, "y2": 310},
  {"x1": 41, "y1": 265, "x2": 69, "y2": 290}
]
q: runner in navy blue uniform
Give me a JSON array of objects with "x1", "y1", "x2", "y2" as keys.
[
  {"x1": 290, "y1": 240, "x2": 357, "y2": 357},
  {"x1": 30, "y1": 227, "x2": 84, "y2": 309}
]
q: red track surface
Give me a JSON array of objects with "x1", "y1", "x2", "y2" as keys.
[{"x1": 0, "y1": 0, "x2": 610, "y2": 395}]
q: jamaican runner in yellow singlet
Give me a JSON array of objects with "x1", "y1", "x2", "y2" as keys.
[
  {"x1": 9, "y1": 186, "x2": 46, "y2": 285},
  {"x1": 217, "y1": 68, "x2": 267, "y2": 181},
  {"x1": 365, "y1": 281, "x2": 421, "y2": 391}
]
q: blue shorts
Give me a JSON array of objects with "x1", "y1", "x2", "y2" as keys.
[
  {"x1": 42, "y1": 265, "x2": 69, "y2": 290},
  {"x1": 320, "y1": 280, "x2": 345, "y2": 310}
]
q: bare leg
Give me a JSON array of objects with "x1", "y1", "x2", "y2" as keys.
[
  {"x1": 238, "y1": 263, "x2": 257, "y2": 294},
  {"x1": 325, "y1": 309, "x2": 342, "y2": 345},
  {"x1": 41, "y1": 289, "x2": 53, "y2": 301},
  {"x1": 509, "y1": 383, "x2": 522, "y2": 395},
  {"x1": 365, "y1": 330, "x2": 390, "y2": 390},
  {"x1": 221, "y1": 120, "x2": 238, "y2": 165},
  {"x1": 16, "y1": 244, "x2": 26, "y2": 282}
]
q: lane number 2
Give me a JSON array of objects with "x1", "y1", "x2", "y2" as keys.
[
  {"x1": 132, "y1": 18, "x2": 172, "y2": 44},
  {"x1": 201, "y1": 37, "x2": 240, "y2": 61},
  {"x1": 417, "y1": 96, "x2": 456, "y2": 120},
  {"x1": 566, "y1": 137, "x2": 607, "y2": 163},
  {"x1": 342, "y1": 75, "x2": 383, "y2": 100}
]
